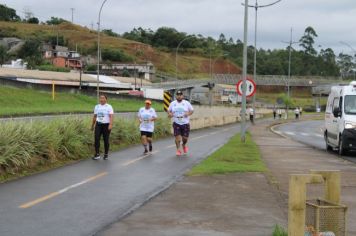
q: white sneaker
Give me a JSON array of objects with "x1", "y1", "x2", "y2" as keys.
[{"x1": 92, "y1": 154, "x2": 101, "y2": 160}]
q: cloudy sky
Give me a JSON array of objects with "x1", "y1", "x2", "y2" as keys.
[{"x1": 4, "y1": 0, "x2": 356, "y2": 54}]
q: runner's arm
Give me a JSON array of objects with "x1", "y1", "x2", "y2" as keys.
[
  {"x1": 108, "y1": 114, "x2": 113, "y2": 130},
  {"x1": 91, "y1": 115, "x2": 97, "y2": 131}
]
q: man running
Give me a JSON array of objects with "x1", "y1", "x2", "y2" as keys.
[
  {"x1": 138, "y1": 100, "x2": 157, "y2": 155},
  {"x1": 168, "y1": 90, "x2": 194, "y2": 156},
  {"x1": 91, "y1": 94, "x2": 114, "y2": 160}
]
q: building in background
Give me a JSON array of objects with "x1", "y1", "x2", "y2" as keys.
[
  {"x1": 101, "y1": 62, "x2": 155, "y2": 81},
  {"x1": 42, "y1": 44, "x2": 82, "y2": 70}
]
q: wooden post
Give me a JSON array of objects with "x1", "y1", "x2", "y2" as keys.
[
  {"x1": 310, "y1": 170, "x2": 341, "y2": 204},
  {"x1": 52, "y1": 81, "x2": 55, "y2": 101},
  {"x1": 288, "y1": 174, "x2": 324, "y2": 236}
]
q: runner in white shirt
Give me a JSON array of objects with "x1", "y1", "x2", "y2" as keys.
[
  {"x1": 168, "y1": 90, "x2": 194, "y2": 156},
  {"x1": 91, "y1": 95, "x2": 114, "y2": 160},
  {"x1": 248, "y1": 107, "x2": 254, "y2": 124},
  {"x1": 138, "y1": 100, "x2": 157, "y2": 155}
]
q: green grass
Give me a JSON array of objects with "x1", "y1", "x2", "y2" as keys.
[
  {"x1": 0, "y1": 85, "x2": 163, "y2": 117},
  {"x1": 189, "y1": 133, "x2": 266, "y2": 176},
  {"x1": 272, "y1": 225, "x2": 288, "y2": 236}
]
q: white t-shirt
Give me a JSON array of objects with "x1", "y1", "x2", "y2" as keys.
[
  {"x1": 138, "y1": 107, "x2": 157, "y2": 132},
  {"x1": 168, "y1": 100, "x2": 194, "y2": 125},
  {"x1": 248, "y1": 108, "x2": 254, "y2": 115},
  {"x1": 94, "y1": 104, "x2": 114, "y2": 124}
]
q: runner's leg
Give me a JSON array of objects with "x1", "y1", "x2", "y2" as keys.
[
  {"x1": 103, "y1": 124, "x2": 110, "y2": 155},
  {"x1": 147, "y1": 134, "x2": 153, "y2": 152},
  {"x1": 94, "y1": 124, "x2": 102, "y2": 156},
  {"x1": 141, "y1": 132, "x2": 148, "y2": 154}
]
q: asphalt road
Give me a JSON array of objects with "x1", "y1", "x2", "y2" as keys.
[
  {"x1": 0, "y1": 123, "x2": 241, "y2": 236},
  {"x1": 274, "y1": 120, "x2": 356, "y2": 163}
]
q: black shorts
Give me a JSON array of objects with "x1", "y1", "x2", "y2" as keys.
[
  {"x1": 173, "y1": 123, "x2": 190, "y2": 137},
  {"x1": 141, "y1": 131, "x2": 153, "y2": 138}
]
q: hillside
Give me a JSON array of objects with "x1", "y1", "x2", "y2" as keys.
[{"x1": 0, "y1": 21, "x2": 241, "y2": 79}]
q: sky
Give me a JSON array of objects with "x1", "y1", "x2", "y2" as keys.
[{"x1": 4, "y1": 0, "x2": 356, "y2": 54}]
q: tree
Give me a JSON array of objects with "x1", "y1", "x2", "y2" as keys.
[
  {"x1": 0, "y1": 45, "x2": 8, "y2": 66},
  {"x1": 102, "y1": 29, "x2": 119, "y2": 37},
  {"x1": 27, "y1": 17, "x2": 39, "y2": 24},
  {"x1": 101, "y1": 49, "x2": 133, "y2": 62},
  {"x1": 46, "y1": 17, "x2": 67, "y2": 25},
  {"x1": 17, "y1": 39, "x2": 43, "y2": 68},
  {"x1": 299, "y1": 26, "x2": 318, "y2": 56},
  {"x1": 0, "y1": 4, "x2": 21, "y2": 21},
  {"x1": 338, "y1": 53, "x2": 355, "y2": 78}
]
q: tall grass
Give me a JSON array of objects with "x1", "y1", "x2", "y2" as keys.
[{"x1": 0, "y1": 117, "x2": 171, "y2": 181}]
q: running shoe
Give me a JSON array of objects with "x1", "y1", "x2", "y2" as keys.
[
  {"x1": 149, "y1": 145, "x2": 153, "y2": 152},
  {"x1": 92, "y1": 154, "x2": 101, "y2": 160},
  {"x1": 103, "y1": 154, "x2": 109, "y2": 160},
  {"x1": 176, "y1": 150, "x2": 182, "y2": 156},
  {"x1": 143, "y1": 150, "x2": 149, "y2": 155},
  {"x1": 183, "y1": 146, "x2": 189, "y2": 154}
]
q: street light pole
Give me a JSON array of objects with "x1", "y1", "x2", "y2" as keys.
[
  {"x1": 97, "y1": 0, "x2": 108, "y2": 103},
  {"x1": 175, "y1": 36, "x2": 193, "y2": 80},
  {"x1": 282, "y1": 28, "x2": 298, "y2": 118},
  {"x1": 242, "y1": 0, "x2": 281, "y2": 117},
  {"x1": 241, "y1": 0, "x2": 249, "y2": 142}
]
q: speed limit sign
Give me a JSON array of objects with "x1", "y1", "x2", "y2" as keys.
[{"x1": 236, "y1": 78, "x2": 256, "y2": 97}]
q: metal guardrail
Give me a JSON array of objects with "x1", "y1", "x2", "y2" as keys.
[{"x1": 149, "y1": 74, "x2": 342, "y2": 90}]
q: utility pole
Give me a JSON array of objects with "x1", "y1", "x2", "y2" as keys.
[
  {"x1": 242, "y1": 0, "x2": 282, "y2": 118},
  {"x1": 70, "y1": 8, "x2": 75, "y2": 23},
  {"x1": 282, "y1": 28, "x2": 298, "y2": 118},
  {"x1": 240, "y1": 0, "x2": 249, "y2": 142},
  {"x1": 97, "y1": 0, "x2": 108, "y2": 103}
]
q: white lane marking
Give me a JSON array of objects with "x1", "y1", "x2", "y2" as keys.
[
  {"x1": 191, "y1": 134, "x2": 210, "y2": 141},
  {"x1": 19, "y1": 172, "x2": 108, "y2": 209},
  {"x1": 209, "y1": 132, "x2": 218, "y2": 135},
  {"x1": 223, "y1": 128, "x2": 229, "y2": 132},
  {"x1": 314, "y1": 134, "x2": 323, "y2": 138},
  {"x1": 300, "y1": 132, "x2": 310, "y2": 136},
  {"x1": 285, "y1": 131, "x2": 296, "y2": 136},
  {"x1": 122, "y1": 151, "x2": 159, "y2": 166}
]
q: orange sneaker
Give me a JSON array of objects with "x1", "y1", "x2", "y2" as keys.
[
  {"x1": 183, "y1": 146, "x2": 189, "y2": 154},
  {"x1": 176, "y1": 150, "x2": 182, "y2": 156}
]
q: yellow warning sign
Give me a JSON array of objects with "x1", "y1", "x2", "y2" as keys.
[{"x1": 163, "y1": 91, "x2": 172, "y2": 112}]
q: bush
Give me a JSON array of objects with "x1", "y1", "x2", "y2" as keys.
[
  {"x1": 101, "y1": 48, "x2": 133, "y2": 62},
  {"x1": 0, "y1": 117, "x2": 171, "y2": 180}
]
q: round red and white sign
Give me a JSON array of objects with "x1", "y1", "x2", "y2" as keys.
[{"x1": 236, "y1": 78, "x2": 256, "y2": 97}]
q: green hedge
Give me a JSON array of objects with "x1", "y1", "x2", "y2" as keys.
[{"x1": 0, "y1": 117, "x2": 171, "y2": 181}]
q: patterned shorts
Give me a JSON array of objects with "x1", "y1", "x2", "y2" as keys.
[{"x1": 173, "y1": 123, "x2": 190, "y2": 137}]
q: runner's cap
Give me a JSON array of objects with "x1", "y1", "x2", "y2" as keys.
[
  {"x1": 176, "y1": 90, "x2": 183, "y2": 95},
  {"x1": 145, "y1": 100, "x2": 152, "y2": 105}
]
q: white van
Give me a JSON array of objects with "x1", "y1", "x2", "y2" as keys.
[{"x1": 325, "y1": 81, "x2": 356, "y2": 155}]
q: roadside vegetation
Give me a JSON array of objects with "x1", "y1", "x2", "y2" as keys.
[
  {"x1": 272, "y1": 225, "x2": 288, "y2": 236},
  {"x1": 0, "y1": 117, "x2": 171, "y2": 182},
  {"x1": 0, "y1": 85, "x2": 163, "y2": 117},
  {"x1": 189, "y1": 133, "x2": 266, "y2": 175}
]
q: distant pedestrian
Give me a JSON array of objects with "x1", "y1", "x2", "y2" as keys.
[
  {"x1": 248, "y1": 107, "x2": 254, "y2": 124},
  {"x1": 299, "y1": 107, "x2": 303, "y2": 117},
  {"x1": 138, "y1": 100, "x2": 157, "y2": 155},
  {"x1": 273, "y1": 107, "x2": 277, "y2": 119},
  {"x1": 294, "y1": 107, "x2": 300, "y2": 119},
  {"x1": 277, "y1": 109, "x2": 282, "y2": 119},
  {"x1": 92, "y1": 95, "x2": 114, "y2": 160},
  {"x1": 168, "y1": 90, "x2": 194, "y2": 156}
]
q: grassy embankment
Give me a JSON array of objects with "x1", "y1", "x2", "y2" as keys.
[
  {"x1": 0, "y1": 117, "x2": 171, "y2": 182},
  {"x1": 189, "y1": 133, "x2": 265, "y2": 175},
  {"x1": 0, "y1": 85, "x2": 163, "y2": 117}
]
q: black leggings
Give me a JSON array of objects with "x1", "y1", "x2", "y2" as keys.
[{"x1": 94, "y1": 123, "x2": 111, "y2": 155}]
